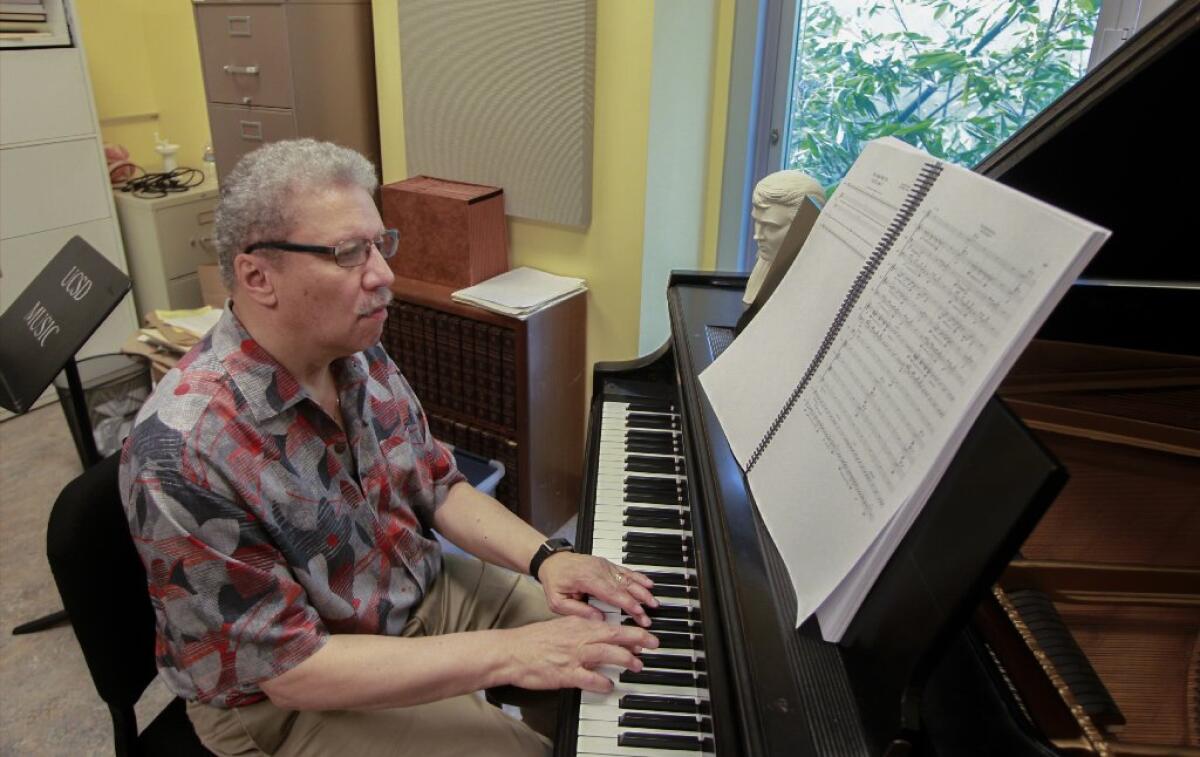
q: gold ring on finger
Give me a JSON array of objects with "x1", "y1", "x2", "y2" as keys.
[{"x1": 612, "y1": 571, "x2": 626, "y2": 584}]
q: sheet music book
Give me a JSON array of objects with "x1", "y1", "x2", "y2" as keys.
[
  {"x1": 451, "y1": 267, "x2": 586, "y2": 320},
  {"x1": 699, "y1": 138, "x2": 1110, "y2": 641}
]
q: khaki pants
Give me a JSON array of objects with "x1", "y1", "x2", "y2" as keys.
[{"x1": 187, "y1": 553, "x2": 558, "y2": 756}]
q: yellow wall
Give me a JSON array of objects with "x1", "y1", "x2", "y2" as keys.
[
  {"x1": 75, "y1": 0, "x2": 732, "y2": 366},
  {"x1": 74, "y1": 0, "x2": 211, "y2": 178},
  {"x1": 373, "y1": 0, "x2": 658, "y2": 368}
]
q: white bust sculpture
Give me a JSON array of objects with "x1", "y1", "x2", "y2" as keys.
[{"x1": 744, "y1": 170, "x2": 826, "y2": 304}]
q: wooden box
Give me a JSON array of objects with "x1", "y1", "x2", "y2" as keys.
[{"x1": 381, "y1": 176, "x2": 509, "y2": 288}]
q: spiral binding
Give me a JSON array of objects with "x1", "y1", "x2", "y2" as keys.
[{"x1": 745, "y1": 160, "x2": 944, "y2": 473}]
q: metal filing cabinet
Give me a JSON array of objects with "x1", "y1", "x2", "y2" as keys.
[
  {"x1": 113, "y1": 181, "x2": 220, "y2": 315},
  {"x1": 192, "y1": 0, "x2": 380, "y2": 181}
]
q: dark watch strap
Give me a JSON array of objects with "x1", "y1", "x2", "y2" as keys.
[{"x1": 529, "y1": 538, "x2": 573, "y2": 582}]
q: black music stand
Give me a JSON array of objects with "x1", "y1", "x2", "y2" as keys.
[{"x1": 0, "y1": 236, "x2": 132, "y2": 635}]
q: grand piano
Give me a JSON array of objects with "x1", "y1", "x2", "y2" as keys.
[{"x1": 556, "y1": 2, "x2": 1199, "y2": 755}]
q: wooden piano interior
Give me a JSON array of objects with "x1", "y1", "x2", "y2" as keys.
[
  {"x1": 966, "y1": 2, "x2": 1200, "y2": 751},
  {"x1": 988, "y1": 342, "x2": 1200, "y2": 754}
]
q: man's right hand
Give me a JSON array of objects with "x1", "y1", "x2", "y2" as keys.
[{"x1": 502, "y1": 616, "x2": 658, "y2": 693}]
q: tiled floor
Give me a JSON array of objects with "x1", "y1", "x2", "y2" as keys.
[{"x1": 0, "y1": 404, "x2": 173, "y2": 755}]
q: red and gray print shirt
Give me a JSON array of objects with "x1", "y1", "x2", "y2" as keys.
[{"x1": 120, "y1": 306, "x2": 464, "y2": 707}]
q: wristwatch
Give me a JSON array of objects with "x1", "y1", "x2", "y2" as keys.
[{"x1": 529, "y1": 537, "x2": 574, "y2": 582}]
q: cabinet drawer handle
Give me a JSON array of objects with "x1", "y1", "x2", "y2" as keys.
[
  {"x1": 239, "y1": 121, "x2": 263, "y2": 141},
  {"x1": 223, "y1": 64, "x2": 260, "y2": 76},
  {"x1": 197, "y1": 210, "x2": 215, "y2": 226},
  {"x1": 191, "y1": 235, "x2": 216, "y2": 254},
  {"x1": 227, "y1": 15, "x2": 251, "y2": 36}
]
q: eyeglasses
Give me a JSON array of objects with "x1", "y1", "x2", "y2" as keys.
[{"x1": 243, "y1": 229, "x2": 400, "y2": 268}]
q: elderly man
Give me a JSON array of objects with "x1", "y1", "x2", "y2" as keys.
[{"x1": 120, "y1": 139, "x2": 657, "y2": 757}]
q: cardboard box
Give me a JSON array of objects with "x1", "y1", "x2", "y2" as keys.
[
  {"x1": 197, "y1": 264, "x2": 229, "y2": 308},
  {"x1": 381, "y1": 176, "x2": 509, "y2": 288}
]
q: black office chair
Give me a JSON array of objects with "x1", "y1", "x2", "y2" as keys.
[{"x1": 46, "y1": 453, "x2": 212, "y2": 756}]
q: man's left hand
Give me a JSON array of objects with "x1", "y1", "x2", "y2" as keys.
[{"x1": 537, "y1": 553, "x2": 659, "y2": 628}]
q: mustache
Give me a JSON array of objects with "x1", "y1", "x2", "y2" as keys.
[{"x1": 357, "y1": 289, "x2": 393, "y2": 315}]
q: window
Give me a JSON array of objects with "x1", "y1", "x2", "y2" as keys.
[{"x1": 782, "y1": 0, "x2": 1101, "y2": 190}]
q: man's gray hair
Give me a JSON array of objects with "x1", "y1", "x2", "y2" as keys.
[{"x1": 214, "y1": 138, "x2": 378, "y2": 289}]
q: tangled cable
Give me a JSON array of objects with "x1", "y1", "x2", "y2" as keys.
[{"x1": 116, "y1": 167, "x2": 206, "y2": 199}]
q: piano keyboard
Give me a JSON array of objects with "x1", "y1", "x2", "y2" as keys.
[{"x1": 575, "y1": 399, "x2": 716, "y2": 756}]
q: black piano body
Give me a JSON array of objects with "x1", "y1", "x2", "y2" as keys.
[
  {"x1": 557, "y1": 3, "x2": 1197, "y2": 753},
  {"x1": 557, "y1": 272, "x2": 1064, "y2": 757}
]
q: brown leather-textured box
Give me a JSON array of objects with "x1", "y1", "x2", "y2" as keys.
[{"x1": 381, "y1": 176, "x2": 509, "y2": 288}]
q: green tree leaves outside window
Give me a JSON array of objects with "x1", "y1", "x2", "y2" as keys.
[{"x1": 788, "y1": 0, "x2": 1100, "y2": 191}]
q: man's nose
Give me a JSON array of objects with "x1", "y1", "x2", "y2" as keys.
[{"x1": 363, "y1": 244, "x2": 396, "y2": 288}]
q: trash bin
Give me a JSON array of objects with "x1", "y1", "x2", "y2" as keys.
[
  {"x1": 449, "y1": 445, "x2": 506, "y2": 498},
  {"x1": 53, "y1": 353, "x2": 152, "y2": 465}
]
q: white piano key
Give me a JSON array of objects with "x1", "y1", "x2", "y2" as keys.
[
  {"x1": 582, "y1": 672, "x2": 706, "y2": 699},
  {"x1": 576, "y1": 736, "x2": 714, "y2": 757},
  {"x1": 597, "y1": 471, "x2": 688, "y2": 482},
  {"x1": 578, "y1": 720, "x2": 708, "y2": 740},
  {"x1": 592, "y1": 523, "x2": 689, "y2": 538}
]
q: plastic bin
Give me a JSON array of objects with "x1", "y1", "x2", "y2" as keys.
[
  {"x1": 53, "y1": 353, "x2": 151, "y2": 464},
  {"x1": 449, "y1": 445, "x2": 506, "y2": 498}
]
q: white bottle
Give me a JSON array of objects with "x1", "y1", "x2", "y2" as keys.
[
  {"x1": 154, "y1": 132, "x2": 180, "y2": 173},
  {"x1": 202, "y1": 144, "x2": 216, "y2": 181}
]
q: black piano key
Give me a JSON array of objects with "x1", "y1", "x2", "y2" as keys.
[
  {"x1": 625, "y1": 474, "x2": 686, "y2": 488},
  {"x1": 624, "y1": 551, "x2": 693, "y2": 568},
  {"x1": 623, "y1": 484, "x2": 684, "y2": 500},
  {"x1": 624, "y1": 532, "x2": 692, "y2": 548},
  {"x1": 619, "y1": 712, "x2": 714, "y2": 733},
  {"x1": 624, "y1": 401, "x2": 673, "y2": 413},
  {"x1": 624, "y1": 514, "x2": 690, "y2": 529},
  {"x1": 639, "y1": 653, "x2": 705, "y2": 672},
  {"x1": 619, "y1": 694, "x2": 710, "y2": 715},
  {"x1": 620, "y1": 670, "x2": 704, "y2": 688},
  {"x1": 625, "y1": 413, "x2": 679, "y2": 429},
  {"x1": 625, "y1": 429, "x2": 678, "y2": 443},
  {"x1": 625, "y1": 617, "x2": 701, "y2": 634},
  {"x1": 623, "y1": 538, "x2": 691, "y2": 554},
  {"x1": 624, "y1": 506, "x2": 689, "y2": 519},
  {"x1": 618, "y1": 732, "x2": 714, "y2": 752},
  {"x1": 624, "y1": 691, "x2": 705, "y2": 715},
  {"x1": 654, "y1": 632, "x2": 704, "y2": 650},
  {"x1": 624, "y1": 506, "x2": 689, "y2": 517},
  {"x1": 625, "y1": 440, "x2": 678, "y2": 455},
  {"x1": 645, "y1": 605, "x2": 699, "y2": 621},
  {"x1": 625, "y1": 455, "x2": 683, "y2": 474},
  {"x1": 652, "y1": 584, "x2": 698, "y2": 600},
  {"x1": 622, "y1": 488, "x2": 684, "y2": 503},
  {"x1": 622, "y1": 544, "x2": 687, "y2": 560},
  {"x1": 639, "y1": 571, "x2": 693, "y2": 587}
]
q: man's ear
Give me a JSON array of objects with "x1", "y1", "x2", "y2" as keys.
[{"x1": 233, "y1": 252, "x2": 279, "y2": 307}]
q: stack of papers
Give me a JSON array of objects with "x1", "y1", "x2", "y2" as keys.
[
  {"x1": 138, "y1": 306, "x2": 223, "y2": 354},
  {"x1": 452, "y1": 267, "x2": 586, "y2": 320},
  {"x1": 156, "y1": 306, "x2": 222, "y2": 339}
]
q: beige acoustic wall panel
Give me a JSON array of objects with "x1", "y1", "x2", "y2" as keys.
[{"x1": 397, "y1": 0, "x2": 595, "y2": 227}]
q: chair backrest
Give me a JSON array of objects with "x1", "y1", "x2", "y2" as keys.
[{"x1": 47, "y1": 453, "x2": 159, "y2": 709}]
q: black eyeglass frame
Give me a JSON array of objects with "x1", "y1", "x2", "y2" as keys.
[{"x1": 243, "y1": 228, "x2": 400, "y2": 268}]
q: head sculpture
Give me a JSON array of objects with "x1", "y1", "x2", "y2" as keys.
[
  {"x1": 214, "y1": 138, "x2": 378, "y2": 291},
  {"x1": 745, "y1": 170, "x2": 826, "y2": 304}
]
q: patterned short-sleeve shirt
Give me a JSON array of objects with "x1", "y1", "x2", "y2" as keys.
[{"x1": 120, "y1": 306, "x2": 464, "y2": 708}]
